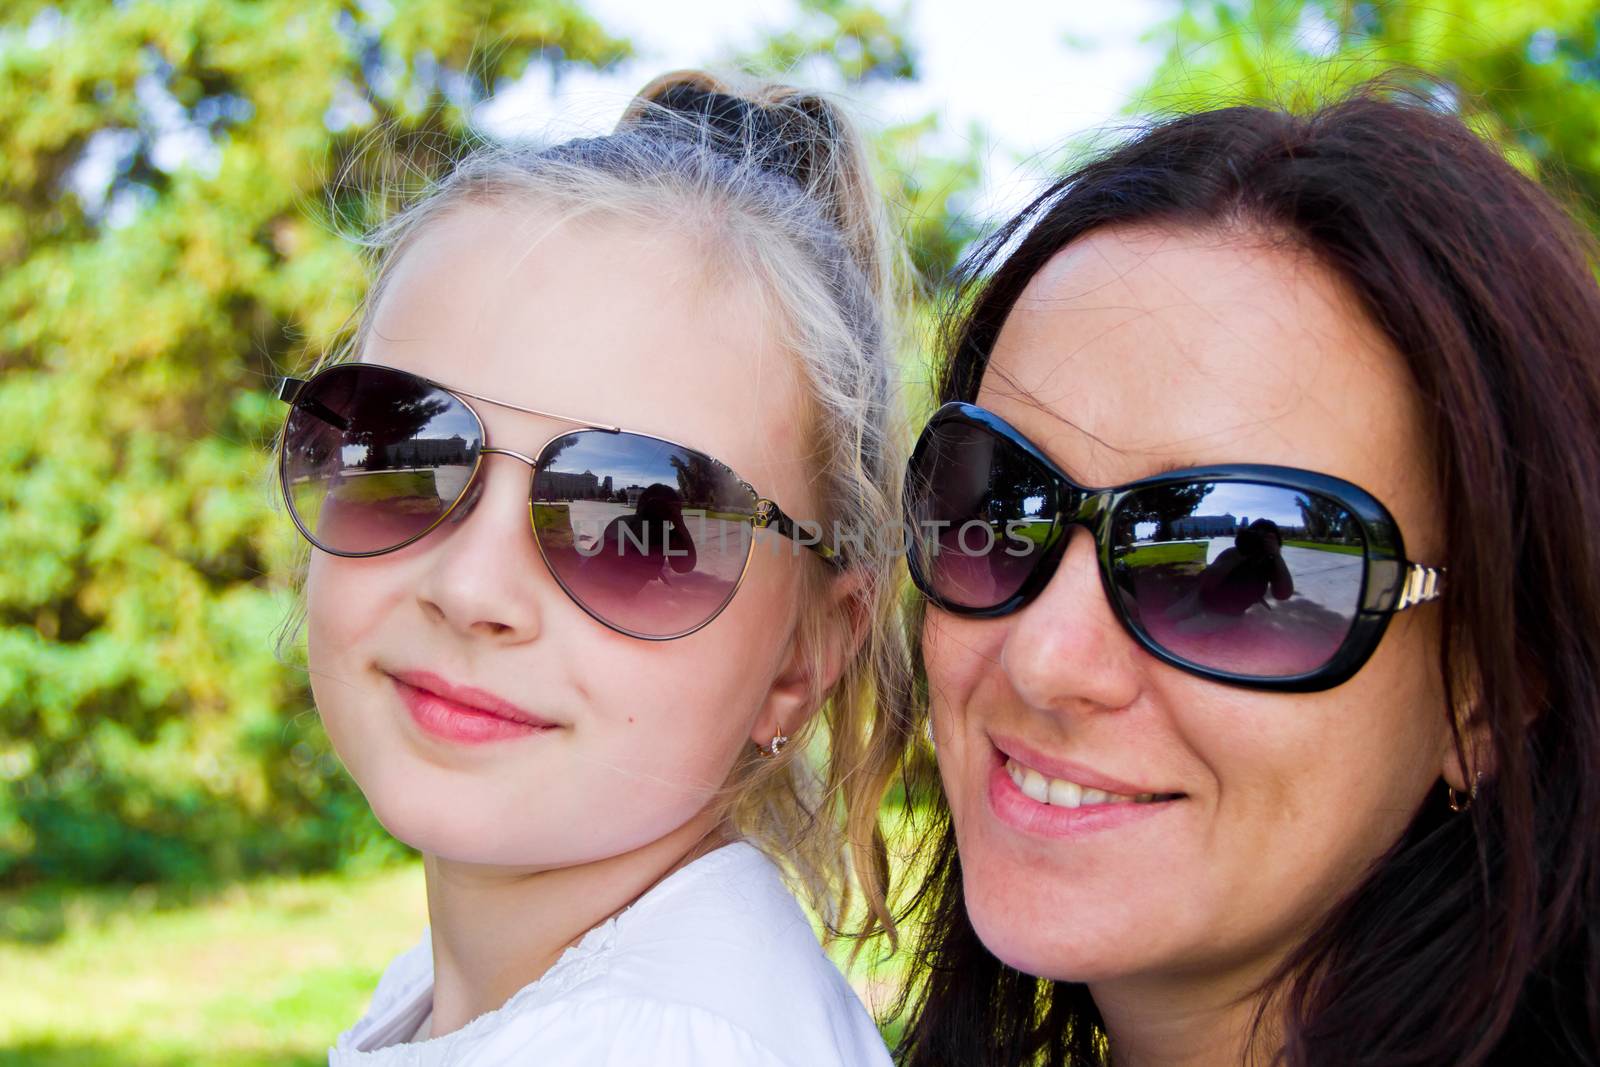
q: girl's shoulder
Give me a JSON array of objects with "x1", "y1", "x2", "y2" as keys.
[
  {"x1": 330, "y1": 842, "x2": 891, "y2": 1067},
  {"x1": 538, "y1": 840, "x2": 890, "y2": 1065},
  {"x1": 331, "y1": 928, "x2": 434, "y2": 1057}
]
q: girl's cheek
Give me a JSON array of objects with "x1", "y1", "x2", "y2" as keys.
[
  {"x1": 307, "y1": 554, "x2": 398, "y2": 657},
  {"x1": 306, "y1": 555, "x2": 404, "y2": 760}
]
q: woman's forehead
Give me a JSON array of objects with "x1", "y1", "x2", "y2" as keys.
[{"x1": 982, "y1": 229, "x2": 1423, "y2": 489}]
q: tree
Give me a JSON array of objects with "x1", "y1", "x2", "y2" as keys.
[
  {"x1": 0, "y1": 0, "x2": 631, "y2": 888},
  {"x1": 1138, "y1": 1, "x2": 1600, "y2": 229}
]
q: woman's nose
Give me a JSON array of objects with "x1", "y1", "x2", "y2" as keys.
[{"x1": 999, "y1": 526, "x2": 1145, "y2": 714}]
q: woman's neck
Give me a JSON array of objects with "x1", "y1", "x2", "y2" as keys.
[
  {"x1": 1091, "y1": 959, "x2": 1284, "y2": 1067},
  {"x1": 420, "y1": 809, "x2": 730, "y2": 1039}
]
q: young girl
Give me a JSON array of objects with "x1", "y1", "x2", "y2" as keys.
[{"x1": 271, "y1": 69, "x2": 912, "y2": 1064}]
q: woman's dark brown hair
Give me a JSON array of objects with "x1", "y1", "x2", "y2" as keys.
[{"x1": 893, "y1": 81, "x2": 1600, "y2": 1066}]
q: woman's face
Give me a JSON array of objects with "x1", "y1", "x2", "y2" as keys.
[
  {"x1": 307, "y1": 203, "x2": 822, "y2": 869},
  {"x1": 925, "y1": 225, "x2": 1458, "y2": 992}
]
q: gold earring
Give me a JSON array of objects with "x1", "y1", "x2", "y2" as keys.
[
  {"x1": 756, "y1": 732, "x2": 789, "y2": 759},
  {"x1": 1446, "y1": 771, "x2": 1484, "y2": 813}
]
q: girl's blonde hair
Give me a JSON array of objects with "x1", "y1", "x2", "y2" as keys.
[{"x1": 273, "y1": 70, "x2": 916, "y2": 948}]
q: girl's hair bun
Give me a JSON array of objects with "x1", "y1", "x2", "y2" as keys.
[
  {"x1": 631, "y1": 80, "x2": 813, "y2": 188},
  {"x1": 618, "y1": 69, "x2": 895, "y2": 306}
]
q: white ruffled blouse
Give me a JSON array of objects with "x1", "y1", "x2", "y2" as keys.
[{"x1": 327, "y1": 842, "x2": 893, "y2": 1066}]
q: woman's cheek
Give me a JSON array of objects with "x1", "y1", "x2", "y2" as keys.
[{"x1": 922, "y1": 617, "x2": 988, "y2": 784}]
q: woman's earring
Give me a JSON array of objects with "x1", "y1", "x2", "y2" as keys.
[
  {"x1": 756, "y1": 732, "x2": 789, "y2": 759},
  {"x1": 1447, "y1": 771, "x2": 1484, "y2": 813}
]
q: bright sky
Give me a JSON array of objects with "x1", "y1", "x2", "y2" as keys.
[{"x1": 475, "y1": 1, "x2": 1169, "y2": 223}]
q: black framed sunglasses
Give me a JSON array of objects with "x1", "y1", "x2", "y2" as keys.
[
  {"x1": 903, "y1": 402, "x2": 1444, "y2": 692},
  {"x1": 275, "y1": 361, "x2": 842, "y2": 640}
]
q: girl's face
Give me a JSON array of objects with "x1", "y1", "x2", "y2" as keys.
[
  {"x1": 307, "y1": 204, "x2": 823, "y2": 869},
  {"x1": 925, "y1": 225, "x2": 1461, "y2": 993}
]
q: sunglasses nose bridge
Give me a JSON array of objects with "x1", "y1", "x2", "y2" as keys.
[
  {"x1": 478, "y1": 446, "x2": 539, "y2": 469},
  {"x1": 1060, "y1": 488, "x2": 1112, "y2": 536},
  {"x1": 440, "y1": 446, "x2": 540, "y2": 529}
]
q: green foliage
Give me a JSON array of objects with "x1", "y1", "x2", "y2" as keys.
[
  {"x1": 0, "y1": 0, "x2": 631, "y2": 890},
  {"x1": 874, "y1": 112, "x2": 984, "y2": 291},
  {"x1": 735, "y1": 0, "x2": 918, "y2": 84},
  {"x1": 0, "y1": 1, "x2": 980, "y2": 891},
  {"x1": 1139, "y1": 1, "x2": 1600, "y2": 226}
]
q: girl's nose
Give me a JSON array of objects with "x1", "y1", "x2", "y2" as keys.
[{"x1": 412, "y1": 453, "x2": 550, "y2": 642}]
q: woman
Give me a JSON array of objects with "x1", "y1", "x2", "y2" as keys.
[{"x1": 894, "y1": 84, "x2": 1600, "y2": 1066}]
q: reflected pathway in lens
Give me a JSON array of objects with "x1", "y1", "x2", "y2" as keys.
[{"x1": 1200, "y1": 537, "x2": 1363, "y2": 609}]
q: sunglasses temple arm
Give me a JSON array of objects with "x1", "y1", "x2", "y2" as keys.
[
  {"x1": 277, "y1": 376, "x2": 350, "y2": 431},
  {"x1": 1393, "y1": 562, "x2": 1444, "y2": 611},
  {"x1": 755, "y1": 499, "x2": 847, "y2": 570}
]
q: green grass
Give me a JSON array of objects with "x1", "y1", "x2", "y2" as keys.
[
  {"x1": 325, "y1": 470, "x2": 440, "y2": 505},
  {"x1": 1117, "y1": 541, "x2": 1208, "y2": 567},
  {"x1": 0, "y1": 856, "x2": 913, "y2": 1064},
  {"x1": 0, "y1": 864, "x2": 428, "y2": 1066},
  {"x1": 1005, "y1": 520, "x2": 1053, "y2": 546}
]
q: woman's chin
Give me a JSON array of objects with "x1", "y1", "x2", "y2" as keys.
[
  {"x1": 962, "y1": 875, "x2": 1179, "y2": 986},
  {"x1": 970, "y1": 923, "x2": 1128, "y2": 986}
]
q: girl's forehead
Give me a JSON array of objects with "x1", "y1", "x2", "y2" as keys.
[{"x1": 363, "y1": 203, "x2": 815, "y2": 504}]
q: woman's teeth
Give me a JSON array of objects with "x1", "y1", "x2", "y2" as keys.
[{"x1": 1004, "y1": 757, "x2": 1167, "y2": 807}]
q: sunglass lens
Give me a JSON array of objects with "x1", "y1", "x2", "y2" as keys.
[
  {"x1": 280, "y1": 364, "x2": 481, "y2": 554},
  {"x1": 1111, "y1": 483, "x2": 1364, "y2": 677},
  {"x1": 532, "y1": 432, "x2": 758, "y2": 638},
  {"x1": 905, "y1": 419, "x2": 1059, "y2": 610}
]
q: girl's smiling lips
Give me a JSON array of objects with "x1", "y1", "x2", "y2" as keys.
[{"x1": 388, "y1": 668, "x2": 560, "y2": 744}]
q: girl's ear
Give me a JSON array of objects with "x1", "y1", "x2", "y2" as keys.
[{"x1": 749, "y1": 566, "x2": 871, "y2": 750}]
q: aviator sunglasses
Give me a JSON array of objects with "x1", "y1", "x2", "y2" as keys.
[
  {"x1": 903, "y1": 402, "x2": 1445, "y2": 692},
  {"x1": 276, "y1": 361, "x2": 842, "y2": 640}
]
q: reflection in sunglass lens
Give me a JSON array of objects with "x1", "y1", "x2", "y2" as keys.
[
  {"x1": 280, "y1": 363, "x2": 481, "y2": 555},
  {"x1": 906, "y1": 420, "x2": 1059, "y2": 610},
  {"x1": 1111, "y1": 483, "x2": 1364, "y2": 677},
  {"x1": 532, "y1": 431, "x2": 759, "y2": 638}
]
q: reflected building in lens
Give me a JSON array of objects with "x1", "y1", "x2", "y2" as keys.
[
  {"x1": 377, "y1": 433, "x2": 470, "y2": 469},
  {"x1": 537, "y1": 468, "x2": 605, "y2": 501},
  {"x1": 1170, "y1": 513, "x2": 1238, "y2": 539}
]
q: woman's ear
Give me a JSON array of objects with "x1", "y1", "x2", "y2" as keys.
[
  {"x1": 1439, "y1": 707, "x2": 1495, "y2": 792},
  {"x1": 1439, "y1": 662, "x2": 1497, "y2": 791},
  {"x1": 749, "y1": 566, "x2": 871, "y2": 751}
]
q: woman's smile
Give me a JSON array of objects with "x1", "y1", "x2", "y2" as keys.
[{"x1": 981, "y1": 733, "x2": 1187, "y2": 839}]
